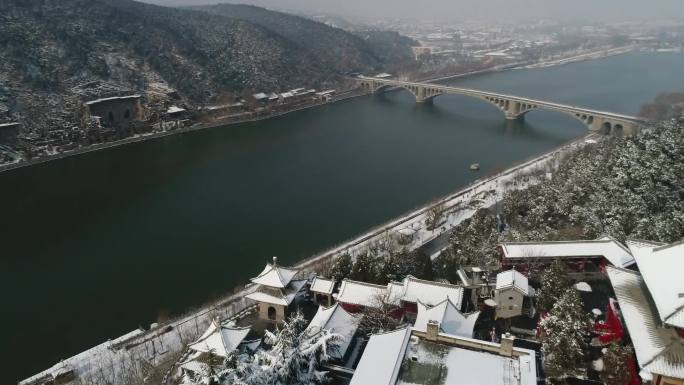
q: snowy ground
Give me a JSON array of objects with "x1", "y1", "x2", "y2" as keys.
[{"x1": 20, "y1": 135, "x2": 595, "y2": 385}]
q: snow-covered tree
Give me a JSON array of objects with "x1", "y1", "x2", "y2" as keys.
[
  {"x1": 186, "y1": 312, "x2": 341, "y2": 385},
  {"x1": 414, "y1": 250, "x2": 434, "y2": 281},
  {"x1": 535, "y1": 259, "x2": 572, "y2": 311},
  {"x1": 327, "y1": 253, "x2": 353, "y2": 282},
  {"x1": 358, "y1": 293, "x2": 403, "y2": 335},
  {"x1": 437, "y1": 115, "x2": 684, "y2": 284},
  {"x1": 426, "y1": 202, "x2": 446, "y2": 230},
  {"x1": 540, "y1": 289, "x2": 591, "y2": 380},
  {"x1": 349, "y1": 252, "x2": 381, "y2": 284},
  {"x1": 599, "y1": 343, "x2": 633, "y2": 385},
  {"x1": 251, "y1": 311, "x2": 340, "y2": 385}
]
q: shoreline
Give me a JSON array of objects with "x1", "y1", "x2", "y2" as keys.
[{"x1": 0, "y1": 45, "x2": 637, "y2": 175}]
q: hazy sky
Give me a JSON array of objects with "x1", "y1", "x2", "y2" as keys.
[{"x1": 144, "y1": 0, "x2": 684, "y2": 23}]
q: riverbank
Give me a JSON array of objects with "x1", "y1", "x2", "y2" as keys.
[
  {"x1": 18, "y1": 131, "x2": 595, "y2": 385},
  {"x1": 523, "y1": 45, "x2": 636, "y2": 69},
  {"x1": 0, "y1": 45, "x2": 636, "y2": 175},
  {"x1": 0, "y1": 89, "x2": 364, "y2": 174}
]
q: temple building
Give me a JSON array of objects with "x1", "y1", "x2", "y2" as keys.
[
  {"x1": 335, "y1": 276, "x2": 464, "y2": 317},
  {"x1": 309, "y1": 276, "x2": 335, "y2": 306},
  {"x1": 84, "y1": 95, "x2": 143, "y2": 133},
  {"x1": 350, "y1": 327, "x2": 537, "y2": 385},
  {"x1": 335, "y1": 279, "x2": 388, "y2": 312},
  {"x1": 414, "y1": 298, "x2": 480, "y2": 338},
  {"x1": 245, "y1": 257, "x2": 306, "y2": 322},
  {"x1": 494, "y1": 269, "x2": 532, "y2": 319},
  {"x1": 180, "y1": 320, "x2": 257, "y2": 377},
  {"x1": 607, "y1": 240, "x2": 684, "y2": 385},
  {"x1": 497, "y1": 236, "x2": 635, "y2": 275},
  {"x1": 305, "y1": 303, "x2": 362, "y2": 363},
  {"x1": 386, "y1": 275, "x2": 464, "y2": 316}
]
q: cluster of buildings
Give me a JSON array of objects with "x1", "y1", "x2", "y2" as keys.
[
  {"x1": 178, "y1": 234, "x2": 683, "y2": 385},
  {"x1": 0, "y1": 84, "x2": 336, "y2": 167},
  {"x1": 179, "y1": 255, "x2": 539, "y2": 385},
  {"x1": 252, "y1": 88, "x2": 336, "y2": 105}
]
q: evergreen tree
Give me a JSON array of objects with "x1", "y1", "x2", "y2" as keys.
[
  {"x1": 327, "y1": 253, "x2": 353, "y2": 282},
  {"x1": 540, "y1": 289, "x2": 591, "y2": 380},
  {"x1": 379, "y1": 253, "x2": 400, "y2": 284},
  {"x1": 600, "y1": 343, "x2": 633, "y2": 385},
  {"x1": 349, "y1": 252, "x2": 380, "y2": 283},
  {"x1": 215, "y1": 311, "x2": 341, "y2": 385},
  {"x1": 536, "y1": 259, "x2": 572, "y2": 311},
  {"x1": 414, "y1": 250, "x2": 434, "y2": 281}
]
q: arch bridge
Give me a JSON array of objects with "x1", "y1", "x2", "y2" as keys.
[{"x1": 357, "y1": 76, "x2": 647, "y2": 136}]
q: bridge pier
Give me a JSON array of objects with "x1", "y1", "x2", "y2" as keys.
[{"x1": 355, "y1": 77, "x2": 644, "y2": 136}]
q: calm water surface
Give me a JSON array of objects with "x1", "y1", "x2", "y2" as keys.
[{"x1": 1, "y1": 51, "x2": 683, "y2": 383}]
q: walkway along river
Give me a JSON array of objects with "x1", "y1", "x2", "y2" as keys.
[{"x1": 3, "y1": 51, "x2": 684, "y2": 384}]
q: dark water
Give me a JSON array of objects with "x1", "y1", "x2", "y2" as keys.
[{"x1": 1, "y1": 52, "x2": 683, "y2": 383}]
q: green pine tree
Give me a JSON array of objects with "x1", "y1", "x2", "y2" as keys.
[
  {"x1": 536, "y1": 259, "x2": 572, "y2": 311},
  {"x1": 328, "y1": 253, "x2": 353, "y2": 282},
  {"x1": 600, "y1": 343, "x2": 633, "y2": 385},
  {"x1": 540, "y1": 288, "x2": 591, "y2": 380}
]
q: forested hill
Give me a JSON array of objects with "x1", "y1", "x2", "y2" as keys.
[
  {"x1": 0, "y1": 0, "x2": 415, "y2": 117},
  {"x1": 194, "y1": 4, "x2": 417, "y2": 75}
]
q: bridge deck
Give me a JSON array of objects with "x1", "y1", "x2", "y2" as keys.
[{"x1": 359, "y1": 76, "x2": 644, "y2": 123}]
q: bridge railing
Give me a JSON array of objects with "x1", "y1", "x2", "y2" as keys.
[{"x1": 358, "y1": 76, "x2": 646, "y2": 123}]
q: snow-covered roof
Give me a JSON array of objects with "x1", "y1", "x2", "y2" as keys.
[
  {"x1": 386, "y1": 281, "x2": 405, "y2": 303},
  {"x1": 499, "y1": 236, "x2": 635, "y2": 267},
  {"x1": 166, "y1": 106, "x2": 186, "y2": 114},
  {"x1": 306, "y1": 303, "x2": 362, "y2": 359},
  {"x1": 457, "y1": 269, "x2": 471, "y2": 287},
  {"x1": 414, "y1": 299, "x2": 480, "y2": 338},
  {"x1": 245, "y1": 279, "x2": 307, "y2": 306},
  {"x1": 0, "y1": 122, "x2": 20, "y2": 128},
  {"x1": 336, "y1": 279, "x2": 388, "y2": 308},
  {"x1": 390, "y1": 275, "x2": 464, "y2": 308},
  {"x1": 188, "y1": 320, "x2": 250, "y2": 357},
  {"x1": 310, "y1": 276, "x2": 335, "y2": 295},
  {"x1": 350, "y1": 327, "x2": 412, "y2": 385},
  {"x1": 250, "y1": 258, "x2": 299, "y2": 288},
  {"x1": 629, "y1": 241, "x2": 684, "y2": 328},
  {"x1": 252, "y1": 92, "x2": 268, "y2": 100},
  {"x1": 85, "y1": 95, "x2": 141, "y2": 106},
  {"x1": 397, "y1": 228, "x2": 416, "y2": 236},
  {"x1": 397, "y1": 333, "x2": 537, "y2": 385},
  {"x1": 606, "y1": 266, "x2": 684, "y2": 380},
  {"x1": 495, "y1": 269, "x2": 529, "y2": 295}
]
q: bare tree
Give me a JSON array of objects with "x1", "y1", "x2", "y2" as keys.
[
  {"x1": 426, "y1": 202, "x2": 446, "y2": 231},
  {"x1": 358, "y1": 293, "x2": 404, "y2": 335}
]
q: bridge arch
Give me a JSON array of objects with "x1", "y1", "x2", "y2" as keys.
[
  {"x1": 357, "y1": 78, "x2": 641, "y2": 136},
  {"x1": 511, "y1": 107, "x2": 603, "y2": 132}
]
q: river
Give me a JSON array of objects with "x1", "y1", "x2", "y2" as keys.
[{"x1": 2, "y1": 51, "x2": 684, "y2": 384}]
